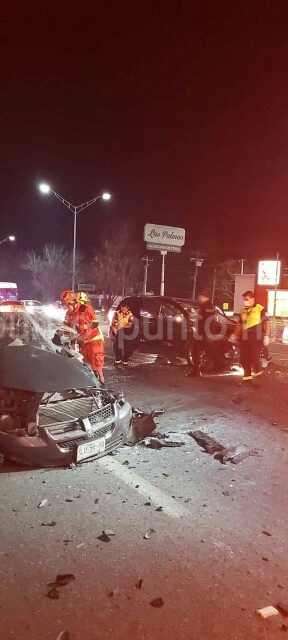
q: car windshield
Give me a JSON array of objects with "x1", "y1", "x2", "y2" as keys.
[{"x1": 0, "y1": 309, "x2": 75, "y2": 351}]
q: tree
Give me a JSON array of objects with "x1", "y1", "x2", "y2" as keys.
[
  {"x1": 94, "y1": 223, "x2": 142, "y2": 312},
  {"x1": 22, "y1": 244, "x2": 83, "y2": 301},
  {"x1": 213, "y1": 260, "x2": 256, "y2": 303}
]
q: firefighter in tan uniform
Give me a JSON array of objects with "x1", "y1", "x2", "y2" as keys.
[{"x1": 231, "y1": 290, "x2": 270, "y2": 382}]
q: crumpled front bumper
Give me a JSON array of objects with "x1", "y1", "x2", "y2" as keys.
[{"x1": 0, "y1": 400, "x2": 133, "y2": 468}]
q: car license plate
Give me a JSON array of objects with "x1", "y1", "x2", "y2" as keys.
[{"x1": 77, "y1": 437, "x2": 106, "y2": 462}]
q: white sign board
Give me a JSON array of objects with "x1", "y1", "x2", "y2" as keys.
[
  {"x1": 258, "y1": 261, "x2": 281, "y2": 286},
  {"x1": 146, "y1": 242, "x2": 181, "y2": 253},
  {"x1": 77, "y1": 284, "x2": 96, "y2": 292},
  {"x1": 144, "y1": 224, "x2": 185, "y2": 247}
]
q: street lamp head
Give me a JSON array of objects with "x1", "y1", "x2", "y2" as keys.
[
  {"x1": 102, "y1": 192, "x2": 111, "y2": 201},
  {"x1": 39, "y1": 183, "x2": 51, "y2": 194},
  {"x1": 8, "y1": 236, "x2": 15, "y2": 241}
]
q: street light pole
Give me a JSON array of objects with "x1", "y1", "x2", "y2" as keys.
[
  {"x1": 160, "y1": 251, "x2": 167, "y2": 296},
  {"x1": 39, "y1": 184, "x2": 111, "y2": 291}
]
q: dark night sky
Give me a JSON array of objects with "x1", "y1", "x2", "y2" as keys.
[{"x1": 1, "y1": 1, "x2": 288, "y2": 261}]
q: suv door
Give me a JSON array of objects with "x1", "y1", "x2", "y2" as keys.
[
  {"x1": 160, "y1": 303, "x2": 186, "y2": 347},
  {"x1": 139, "y1": 297, "x2": 162, "y2": 350}
]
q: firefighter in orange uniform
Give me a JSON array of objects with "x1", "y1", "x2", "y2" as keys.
[
  {"x1": 61, "y1": 290, "x2": 78, "y2": 325},
  {"x1": 73, "y1": 292, "x2": 105, "y2": 384}
]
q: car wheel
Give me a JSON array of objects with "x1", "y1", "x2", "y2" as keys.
[{"x1": 185, "y1": 342, "x2": 211, "y2": 371}]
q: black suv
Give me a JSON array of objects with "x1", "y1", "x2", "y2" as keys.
[{"x1": 116, "y1": 295, "x2": 237, "y2": 370}]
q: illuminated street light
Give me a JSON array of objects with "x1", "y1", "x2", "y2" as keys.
[
  {"x1": 39, "y1": 183, "x2": 51, "y2": 194},
  {"x1": 38, "y1": 183, "x2": 112, "y2": 290},
  {"x1": 0, "y1": 235, "x2": 16, "y2": 246}
]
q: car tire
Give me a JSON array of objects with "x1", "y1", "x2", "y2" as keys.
[{"x1": 185, "y1": 341, "x2": 212, "y2": 371}]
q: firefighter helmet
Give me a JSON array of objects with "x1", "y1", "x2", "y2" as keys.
[
  {"x1": 76, "y1": 291, "x2": 89, "y2": 304},
  {"x1": 61, "y1": 290, "x2": 76, "y2": 304}
]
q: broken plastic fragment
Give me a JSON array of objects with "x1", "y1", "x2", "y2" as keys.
[
  {"x1": 41, "y1": 521, "x2": 57, "y2": 527},
  {"x1": 46, "y1": 587, "x2": 59, "y2": 600},
  {"x1": 97, "y1": 532, "x2": 112, "y2": 542},
  {"x1": 150, "y1": 597, "x2": 164, "y2": 608},
  {"x1": 38, "y1": 499, "x2": 49, "y2": 508},
  {"x1": 256, "y1": 606, "x2": 279, "y2": 619},
  {"x1": 135, "y1": 579, "x2": 143, "y2": 589},
  {"x1": 103, "y1": 529, "x2": 115, "y2": 536}
]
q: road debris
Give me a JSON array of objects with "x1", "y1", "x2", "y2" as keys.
[
  {"x1": 215, "y1": 445, "x2": 250, "y2": 465},
  {"x1": 103, "y1": 529, "x2": 115, "y2": 536},
  {"x1": 97, "y1": 532, "x2": 112, "y2": 542},
  {"x1": 41, "y1": 521, "x2": 57, "y2": 527},
  {"x1": 135, "y1": 579, "x2": 143, "y2": 589},
  {"x1": 143, "y1": 528, "x2": 156, "y2": 540},
  {"x1": 38, "y1": 499, "x2": 49, "y2": 508},
  {"x1": 156, "y1": 506, "x2": 164, "y2": 512},
  {"x1": 129, "y1": 412, "x2": 156, "y2": 443},
  {"x1": 143, "y1": 438, "x2": 184, "y2": 449},
  {"x1": 56, "y1": 632, "x2": 70, "y2": 640},
  {"x1": 277, "y1": 603, "x2": 288, "y2": 617},
  {"x1": 47, "y1": 587, "x2": 59, "y2": 600},
  {"x1": 150, "y1": 597, "x2": 164, "y2": 608},
  {"x1": 189, "y1": 430, "x2": 253, "y2": 465},
  {"x1": 188, "y1": 431, "x2": 224, "y2": 454},
  {"x1": 256, "y1": 606, "x2": 279, "y2": 619},
  {"x1": 108, "y1": 587, "x2": 121, "y2": 597},
  {"x1": 48, "y1": 574, "x2": 76, "y2": 588},
  {"x1": 262, "y1": 531, "x2": 272, "y2": 537}
]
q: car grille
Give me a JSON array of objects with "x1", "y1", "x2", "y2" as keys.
[
  {"x1": 58, "y1": 432, "x2": 124, "y2": 458},
  {"x1": 39, "y1": 397, "x2": 114, "y2": 435},
  {"x1": 89, "y1": 404, "x2": 113, "y2": 424}
]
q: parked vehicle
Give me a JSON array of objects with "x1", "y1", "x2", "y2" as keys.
[
  {"x1": 0, "y1": 282, "x2": 18, "y2": 301},
  {"x1": 0, "y1": 306, "x2": 133, "y2": 467},
  {"x1": 20, "y1": 299, "x2": 43, "y2": 313},
  {"x1": 112, "y1": 295, "x2": 238, "y2": 371}
]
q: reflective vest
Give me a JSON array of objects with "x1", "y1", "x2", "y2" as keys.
[
  {"x1": 112, "y1": 310, "x2": 133, "y2": 330},
  {"x1": 241, "y1": 304, "x2": 265, "y2": 331}
]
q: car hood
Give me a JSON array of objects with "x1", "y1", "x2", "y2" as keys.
[{"x1": 0, "y1": 345, "x2": 97, "y2": 392}]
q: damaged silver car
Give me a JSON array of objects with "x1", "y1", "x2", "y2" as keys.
[{"x1": 0, "y1": 303, "x2": 133, "y2": 467}]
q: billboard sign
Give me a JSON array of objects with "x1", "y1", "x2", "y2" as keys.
[
  {"x1": 144, "y1": 224, "x2": 185, "y2": 247},
  {"x1": 257, "y1": 261, "x2": 281, "y2": 286}
]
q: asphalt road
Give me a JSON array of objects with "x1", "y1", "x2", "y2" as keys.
[{"x1": 1, "y1": 355, "x2": 288, "y2": 640}]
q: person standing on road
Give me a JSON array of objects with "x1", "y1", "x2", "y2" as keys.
[
  {"x1": 73, "y1": 292, "x2": 105, "y2": 384},
  {"x1": 188, "y1": 288, "x2": 215, "y2": 377},
  {"x1": 110, "y1": 302, "x2": 135, "y2": 367},
  {"x1": 230, "y1": 290, "x2": 270, "y2": 382}
]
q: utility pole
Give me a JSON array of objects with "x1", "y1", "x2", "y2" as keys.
[
  {"x1": 273, "y1": 252, "x2": 280, "y2": 322},
  {"x1": 240, "y1": 258, "x2": 245, "y2": 274},
  {"x1": 142, "y1": 255, "x2": 153, "y2": 294},
  {"x1": 160, "y1": 251, "x2": 167, "y2": 296},
  {"x1": 190, "y1": 254, "x2": 204, "y2": 299}
]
